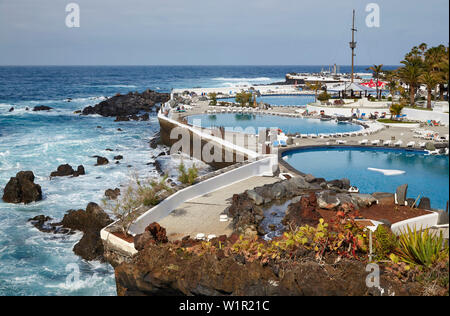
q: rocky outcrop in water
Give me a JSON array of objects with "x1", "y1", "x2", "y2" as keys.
[
  {"x1": 81, "y1": 90, "x2": 169, "y2": 117},
  {"x1": 61, "y1": 202, "x2": 113, "y2": 261},
  {"x1": 50, "y1": 164, "x2": 85, "y2": 178},
  {"x1": 33, "y1": 105, "x2": 53, "y2": 111},
  {"x1": 2, "y1": 171, "x2": 42, "y2": 204},
  {"x1": 105, "y1": 188, "x2": 121, "y2": 200},
  {"x1": 94, "y1": 156, "x2": 109, "y2": 166},
  {"x1": 29, "y1": 202, "x2": 113, "y2": 261}
]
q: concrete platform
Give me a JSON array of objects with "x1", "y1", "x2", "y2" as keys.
[{"x1": 158, "y1": 176, "x2": 279, "y2": 241}]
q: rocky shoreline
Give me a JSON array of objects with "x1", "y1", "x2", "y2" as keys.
[{"x1": 81, "y1": 89, "x2": 169, "y2": 120}]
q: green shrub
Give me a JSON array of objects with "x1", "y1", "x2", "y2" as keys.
[
  {"x1": 317, "y1": 92, "x2": 331, "y2": 102},
  {"x1": 209, "y1": 92, "x2": 217, "y2": 106},
  {"x1": 374, "y1": 225, "x2": 398, "y2": 260},
  {"x1": 178, "y1": 162, "x2": 198, "y2": 185},
  {"x1": 388, "y1": 96, "x2": 392, "y2": 101},
  {"x1": 396, "y1": 226, "x2": 448, "y2": 267}
]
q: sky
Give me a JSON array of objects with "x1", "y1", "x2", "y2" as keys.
[{"x1": 0, "y1": 0, "x2": 448, "y2": 65}]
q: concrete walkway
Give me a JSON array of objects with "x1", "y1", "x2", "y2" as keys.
[{"x1": 158, "y1": 176, "x2": 279, "y2": 241}]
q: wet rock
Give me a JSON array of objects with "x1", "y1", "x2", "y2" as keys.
[
  {"x1": 115, "y1": 116, "x2": 130, "y2": 122},
  {"x1": 114, "y1": 155, "x2": 123, "y2": 160},
  {"x1": 105, "y1": 188, "x2": 121, "y2": 200},
  {"x1": 50, "y1": 164, "x2": 85, "y2": 177},
  {"x1": 418, "y1": 197, "x2": 431, "y2": 210},
  {"x1": 28, "y1": 215, "x2": 74, "y2": 234},
  {"x1": 73, "y1": 230, "x2": 106, "y2": 261},
  {"x1": 61, "y1": 202, "x2": 112, "y2": 232},
  {"x1": 33, "y1": 105, "x2": 53, "y2": 111},
  {"x1": 94, "y1": 156, "x2": 109, "y2": 166},
  {"x1": 149, "y1": 133, "x2": 161, "y2": 149},
  {"x1": 81, "y1": 90, "x2": 169, "y2": 117},
  {"x1": 396, "y1": 184, "x2": 408, "y2": 206},
  {"x1": 8, "y1": 107, "x2": 14, "y2": 112},
  {"x1": 140, "y1": 113, "x2": 150, "y2": 121},
  {"x1": 2, "y1": 171, "x2": 42, "y2": 204}
]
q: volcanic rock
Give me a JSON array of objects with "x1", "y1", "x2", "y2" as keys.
[
  {"x1": 2, "y1": 171, "x2": 42, "y2": 204},
  {"x1": 81, "y1": 90, "x2": 169, "y2": 117},
  {"x1": 33, "y1": 105, "x2": 53, "y2": 111},
  {"x1": 105, "y1": 188, "x2": 121, "y2": 200},
  {"x1": 50, "y1": 164, "x2": 85, "y2": 177}
]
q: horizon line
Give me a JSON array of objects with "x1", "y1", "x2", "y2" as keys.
[{"x1": 0, "y1": 64, "x2": 401, "y2": 67}]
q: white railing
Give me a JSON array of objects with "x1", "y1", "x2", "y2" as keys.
[{"x1": 128, "y1": 155, "x2": 277, "y2": 235}]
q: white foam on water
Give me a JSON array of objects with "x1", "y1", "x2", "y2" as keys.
[
  {"x1": 212, "y1": 77, "x2": 272, "y2": 81},
  {"x1": 367, "y1": 167, "x2": 406, "y2": 176}
]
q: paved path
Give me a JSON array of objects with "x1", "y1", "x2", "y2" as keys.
[{"x1": 158, "y1": 176, "x2": 280, "y2": 241}]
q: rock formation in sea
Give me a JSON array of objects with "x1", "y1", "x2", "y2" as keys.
[
  {"x1": 81, "y1": 90, "x2": 169, "y2": 117},
  {"x1": 2, "y1": 171, "x2": 42, "y2": 204},
  {"x1": 50, "y1": 164, "x2": 85, "y2": 178},
  {"x1": 29, "y1": 202, "x2": 113, "y2": 261},
  {"x1": 32, "y1": 105, "x2": 53, "y2": 111}
]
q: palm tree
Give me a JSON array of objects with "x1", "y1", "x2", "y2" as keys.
[
  {"x1": 420, "y1": 72, "x2": 439, "y2": 109},
  {"x1": 385, "y1": 72, "x2": 399, "y2": 103},
  {"x1": 389, "y1": 103, "x2": 404, "y2": 120},
  {"x1": 397, "y1": 58, "x2": 423, "y2": 106},
  {"x1": 367, "y1": 64, "x2": 384, "y2": 100},
  {"x1": 306, "y1": 81, "x2": 322, "y2": 102},
  {"x1": 424, "y1": 45, "x2": 449, "y2": 101}
]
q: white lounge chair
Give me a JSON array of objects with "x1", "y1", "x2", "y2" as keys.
[
  {"x1": 394, "y1": 140, "x2": 403, "y2": 147},
  {"x1": 336, "y1": 139, "x2": 347, "y2": 144},
  {"x1": 371, "y1": 139, "x2": 380, "y2": 146},
  {"x1": 359, "y1": 139, "x2": 368, "y2": 145},
  {"x1": 406, "y1": 141, "x2": 415, "y2": 148},
  {"x1": 419, "y1": 142, "x2": 426, "y2": 148},
  {"x1": 383, "y1": 140, "x2": 392, "y2": 146}
]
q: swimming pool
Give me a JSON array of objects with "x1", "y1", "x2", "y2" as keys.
[
  {"x1": 187, "y1": 113, "x2": 362, "y2": 135},
  {"x1": 218, "y1": 95, "x2": 315, "y2": 107},
  {"x1": 282, "y1": 147, "x2": 449, "y2": 209}
]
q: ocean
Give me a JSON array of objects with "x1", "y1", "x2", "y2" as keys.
[{"x1": 0, "y1": 65, "x2": 392, "y2": 296}]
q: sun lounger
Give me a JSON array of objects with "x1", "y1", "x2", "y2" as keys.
[
  {"x1": 406, "y1": 141, "x2": 415, "y2": 148},
  {"x1": 394, "y1": 140, "x2": 403, "y2": 147},
  {"x1": 383, "y1": 140, "x2": 392, "y2": 146},
  {"x1": 336, "y1": 140, "x2": 347, "y2": 144},
  {"x1": 359, "y1": 139, "x2": 368, "y2": 145},
  {"x1": 371, "y1": 140, "x2": 380, "y2": 145},
  {"x1": 419, "y1": 142, "x2": 426, "y2": 148}
]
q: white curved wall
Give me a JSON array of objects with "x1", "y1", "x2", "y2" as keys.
[{"x1": 128, "y1": 155, "x2": 277, "y2": 236}]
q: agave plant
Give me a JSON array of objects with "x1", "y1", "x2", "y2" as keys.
[{"x1": 396, "y1": 226, "x2": 448, "y2": 267}]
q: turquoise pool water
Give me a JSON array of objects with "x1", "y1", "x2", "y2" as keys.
[
  {"x1": 187, "y1": 113, "x2": 362, "y2": 135},
  {"x1": 282, "y1": 147, "x2": 449, "y2": 209},
  {"x1": 218, "y1": 95, "x2": 315, "y2": 107}
]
